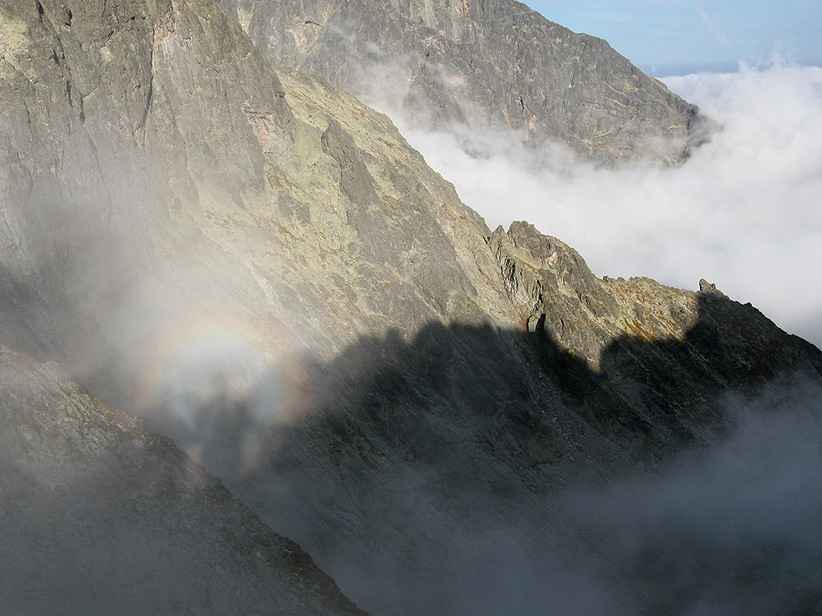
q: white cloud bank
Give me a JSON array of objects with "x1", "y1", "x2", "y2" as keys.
[{"x1": 398, "y1": 63, "x2": 822, "y2": 348}]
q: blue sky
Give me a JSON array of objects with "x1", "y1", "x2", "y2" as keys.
[{"x1": 526, "y1": 1, "x2": 822, "y2": 75}]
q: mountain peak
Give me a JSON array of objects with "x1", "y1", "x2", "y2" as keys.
[
  {"x1": 218, "y1": 0, "x2": 706, "y2": 164},
  {"x1": 1, "y1": 1, "x2": 819, "y2": 614}
]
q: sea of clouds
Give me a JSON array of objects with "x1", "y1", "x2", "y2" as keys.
[{"x1": 392, "y1": 63, "x2": 822, "y2": 349}]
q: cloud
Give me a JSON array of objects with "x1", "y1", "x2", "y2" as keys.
[
  {"x1": 698, "y1": 3, "x2": 728, "y2": 43},
  {"x1": 557, "y1": 376, "x2": 822, "y2": 614},
  {"x1": 393, "y1": 62, "x2": 822, "y2": 348},
  {"x1": 252, "y1": 346, "x2": 822, "y2": 616}
]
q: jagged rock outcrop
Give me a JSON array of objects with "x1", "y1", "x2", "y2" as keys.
[
  {"x1": 489, "y1": 221, "x2": 822, "y2": 453},
  {"x1": 0, "y1": 345, "x2": 366, "y2": 615},
  {"x1": 224, "y1": 256, "x2": 821, "y2": 615},
  {"x1": 216, "y1": 0, "x2": 704, "y2": 164},
  {"x1": 0, "y1": 0, "x2": 513, "y2": 392},
  {"x1": 1, "y1": 1, "x2": 821, "y2": 616},
  {"x1": 490, "y1": 221, "x2": 820, "y2": 379}
]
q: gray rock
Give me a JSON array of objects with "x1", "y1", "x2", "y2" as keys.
[
  {"x1": 1, "y1": 1, "x2": 820, "y2": 615},
  {"x1": 217, "y1": 0, "x2": 707, "y2": 164},
  {"x1": 0, "y1": 346, "x2": 366, "y2": 615}
]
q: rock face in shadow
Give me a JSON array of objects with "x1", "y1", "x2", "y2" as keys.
[
  {"x1": 216, "y1": 0, "x2": 705, "y2": 164},
  {"x1": 213, "y1": 291, "x2": 820, "y2": 616},
  {"x1": 1, "y1": 1, "x2": 821, "y2": 616},
  {"x1": 489, "y1": 222, "x2": 822, "y2": 452},
  {"x1": 0, "y1": 346, "x2": 367, "y2": 615}
]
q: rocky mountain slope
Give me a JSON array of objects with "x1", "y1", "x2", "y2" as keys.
[
  {"x1": 228, "y1": 224, "x2": 821, "y2": 615},
  {"x1": 1, "y1": 0, "x2": 820, "y2": 615},
  {"x1": 0, "y1": 0, "x2": 511, "y2": 381},
  {"x1": 0, "y1": 345, "x2": 366, "y2": 615},
  {"x1": 216, "y1": 0, "x2": 704, "y2": 164}
]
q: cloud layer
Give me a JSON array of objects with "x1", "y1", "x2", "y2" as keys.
[
  {"x1": 558, "y1": 377, "x2": 822, "y2": 614},
  {"x1": 397, "y1": 63, "x2": 822, "y2": 347}
]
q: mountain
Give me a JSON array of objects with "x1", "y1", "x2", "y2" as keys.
[
  {"x1": 0, "y1": 0, "x2": 511, "y2": 384},
  {"x1": 1, "y1": 0, "x2": 820, "y2": 615},
  {"x1": 227, "y1": 225, "x2": 822, "y2": 615},
  {"x1": 215, "y1": 0, "x2": 704, "y2": 164},
  {"x1": 0, "y1": 345, "x2": 366, "y2": 615}
]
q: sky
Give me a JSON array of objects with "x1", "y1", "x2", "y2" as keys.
[{"x1": 527, "y1": 0, "x2": 822, "y2": 75}]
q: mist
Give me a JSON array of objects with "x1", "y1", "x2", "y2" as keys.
[
  {"x1": 385, "y1": 379, "x2": 822, "y2": 616},
  {"x1": 3, "y1": 3, "x2": 820, "y2": 611},
  {"x1": 375, "y1": 62, "x2": 822, "y2": 348},
  {"x1": 241, "y1": 352, "x2": 822, "y2": 616},
  {"x1": 556, "y1": 377, "x2": 822, "y2": 615}
]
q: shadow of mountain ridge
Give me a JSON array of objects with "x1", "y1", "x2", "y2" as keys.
[
  {"x1": 196, "y1": 288, "x2": 820, "y2": 616},
  {"x1": 241, "y1": 288, "x2": 822, "y2": 494}
]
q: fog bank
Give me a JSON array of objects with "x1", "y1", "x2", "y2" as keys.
[{"x1": 393, "y1": 63, "x2": 822, "y2": 348}]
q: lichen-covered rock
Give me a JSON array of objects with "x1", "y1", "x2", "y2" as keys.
[
  {"x1": 0, "y1": 0, "x2": 514, "y2": 394},
  {"x1": 0, "y1": 346, "x2": 367, "y2": 615},
  {"x1": 1, "y1": 2, "x2": 821, "y2": 616},
  {"x1": 216, "y1": 0, "x2": 705, "y2": 164}
]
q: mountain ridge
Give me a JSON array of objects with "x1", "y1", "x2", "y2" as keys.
[
  {"x1": 1, "y1": 0, "x2": 820, "y2": 614},
  {"x1": 216, "y1": 0, "x2": 706, "y2": 164},
  {"x1": 0, "y1": 344, "x2": 368, "y2": 615}
]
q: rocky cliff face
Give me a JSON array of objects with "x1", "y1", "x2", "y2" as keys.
[
  {"x1": 0, "y1": 0, "x2": 513, "y2": 391},
  {"x1": 223, "y1": 223, "x2": 821, "y2": 615},
  {"x1": 0, "y1": 345, "x2": 366, "y2": 615},
  {"x1": 216, "y1": 0, "x2": 704, "y2": 164},
  {"x1": 1, "y1": 1, "x2": 820, "y2": 615}
]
